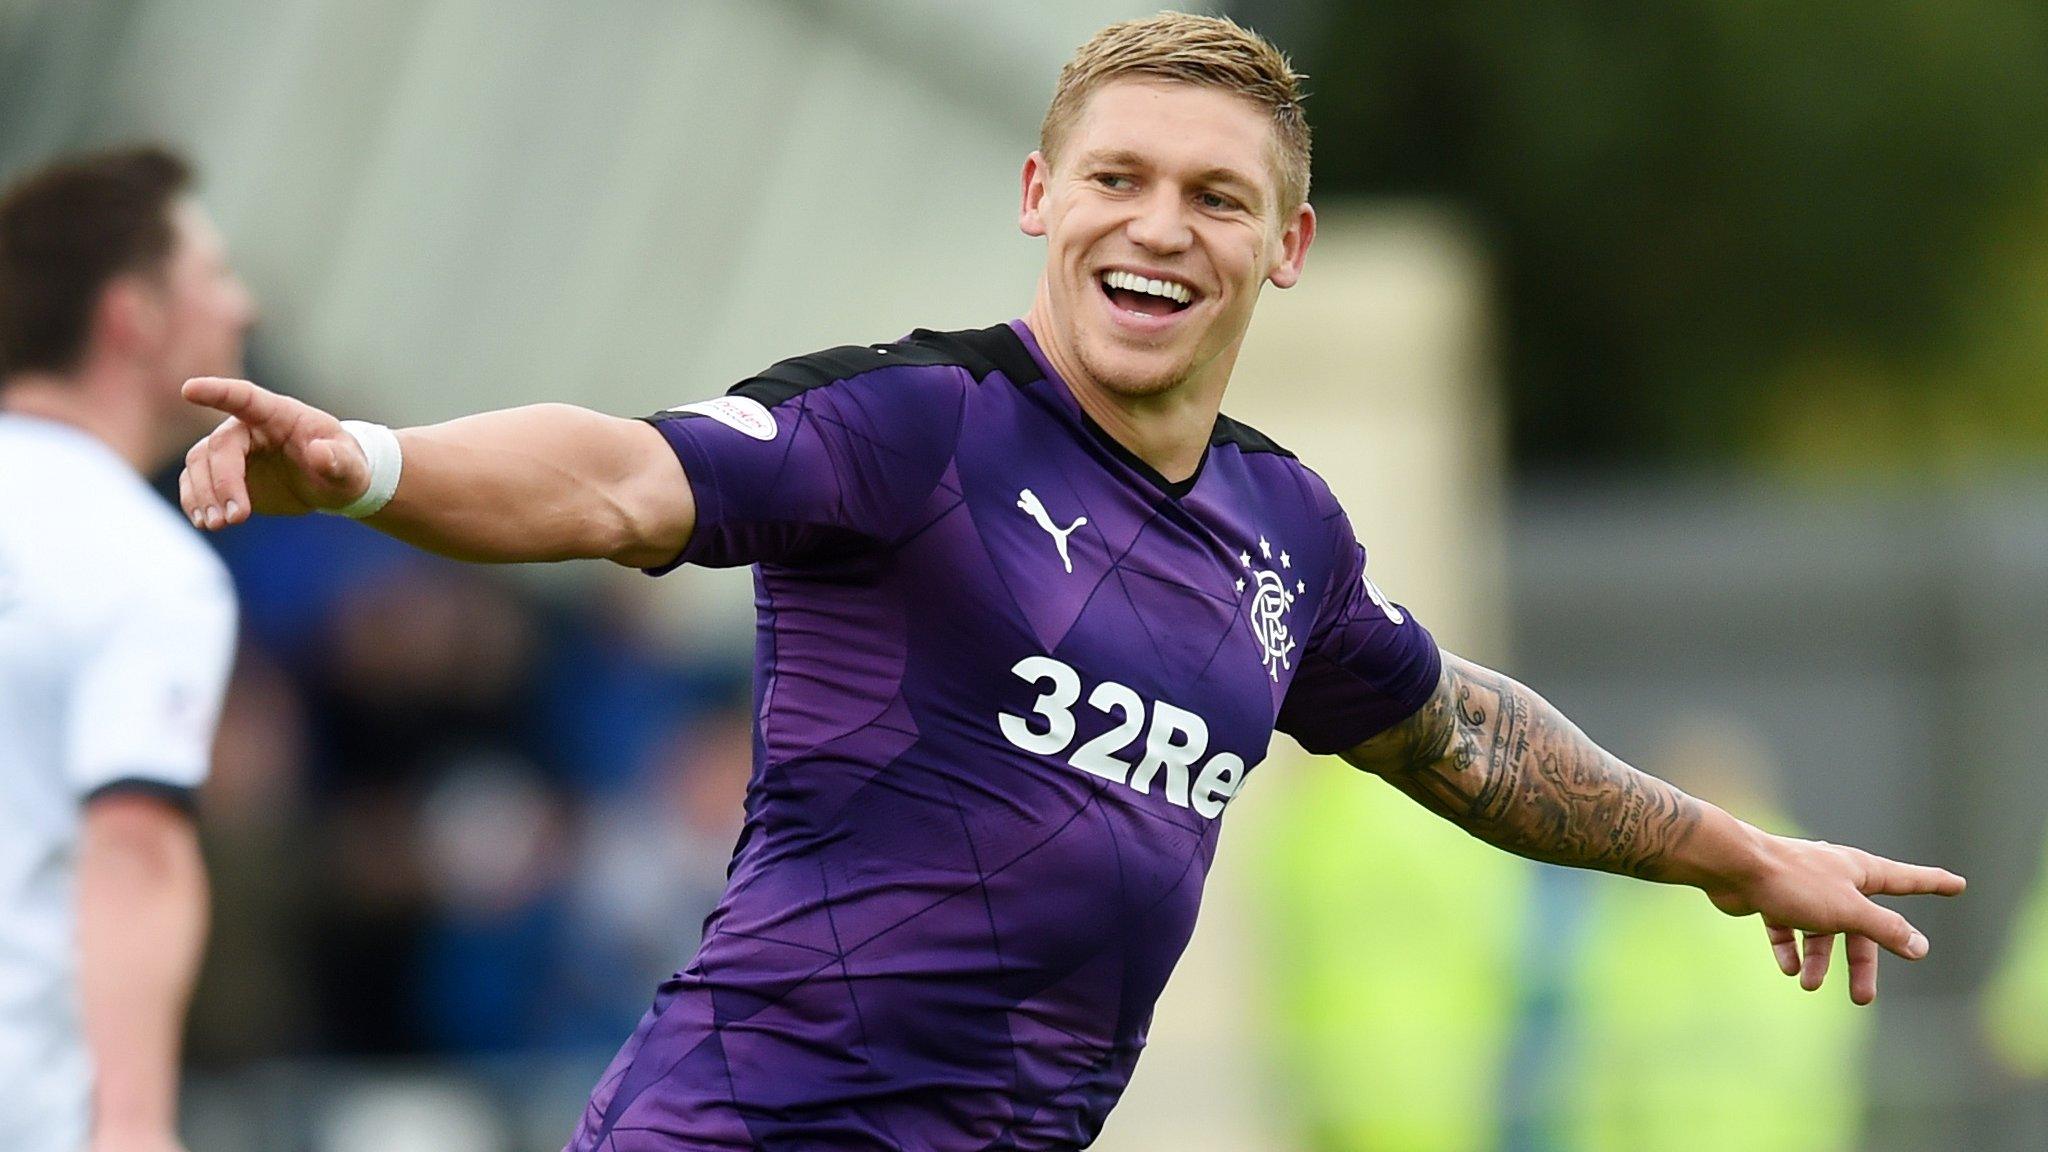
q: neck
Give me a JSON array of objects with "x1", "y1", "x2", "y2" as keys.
[
  {"x1": 0, "y1": 365, "x2": 165, "y2": 473},
  {"x1": 1022, "y1": 286, "x2": 1234, "y2": 485}
]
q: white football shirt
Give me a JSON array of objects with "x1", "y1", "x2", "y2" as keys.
[{"x1": 0, "y1": 414, "x2": 237, "y2": 1151}]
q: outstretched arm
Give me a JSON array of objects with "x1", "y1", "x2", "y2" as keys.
[
  {"x1": 1342, "y1": 650, "x2": 1965, "y2": 1004},
  {"x1": 177, "y1": 377, "x2": 692, "y2": 567}
]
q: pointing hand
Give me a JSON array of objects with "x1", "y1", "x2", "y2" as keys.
[
  {"x1": 178, "y1": 377, "x2": 369, "y2": 528},
  {"x1": 1706, "y1": 834, "x2": 1964, "y2": 1004}
]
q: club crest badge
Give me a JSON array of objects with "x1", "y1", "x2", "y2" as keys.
[{"x1": 1234, "y1": 534, "x2": 1306, "y2": 681}]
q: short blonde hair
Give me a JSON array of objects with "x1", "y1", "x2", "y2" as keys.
[{"x1": 1041, "y1": 12, "x2": 1312, "y2": 212}]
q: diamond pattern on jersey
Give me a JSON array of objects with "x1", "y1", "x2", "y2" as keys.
[{"x1": 584, "y1": 764, "x2": 1207, "y2": 1151}]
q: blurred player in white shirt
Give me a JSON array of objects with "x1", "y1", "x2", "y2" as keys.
[{"x1": 0, "y1": 147, "x2": 252, "y2": 1152}]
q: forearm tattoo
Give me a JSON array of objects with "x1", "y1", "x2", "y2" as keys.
[{"x1": 1347, "y1": 658, "x2": 1705, "y2": 880}]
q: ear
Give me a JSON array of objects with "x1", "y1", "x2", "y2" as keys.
[
  {"x1": 1019, "y1": 151, "x2": 1051, "y2": 238},
  {"x1": 1266, "y1": 201, "x2": 1317, "y2": 290},
  {"x1": 93, "y1": 275, "x2": 167, "y2": 357}
]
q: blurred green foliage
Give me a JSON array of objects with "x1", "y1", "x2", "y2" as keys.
[{"x1": 1241, "y1": 0, "x2": 2048, "y2": 471}]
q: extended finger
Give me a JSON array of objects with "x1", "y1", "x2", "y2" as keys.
[
  {"x1": 1766, "y1": 921, "x2": 1799, "y2": 976},
  {"x1": 1861, "y1": 856, "x2": 1967, "y2": 898},
  {"x1": 1847, "y1": 933, "x2": 1880, "y2": 1005},
  {"x1": 182, "y1": 377, "x2": 289, "y2": 433},
  {"x1": 1800, "y1": 931, "x2": 1835, "y2": 991}
]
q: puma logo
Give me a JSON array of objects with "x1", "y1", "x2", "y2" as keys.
[{"x1": 1017, "y1": 488, "x2": 1087, "y2": 574}]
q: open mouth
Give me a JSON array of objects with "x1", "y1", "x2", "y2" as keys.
[{"x1": 1099, "y1": 270, "x2": 1195, "y2": 318}]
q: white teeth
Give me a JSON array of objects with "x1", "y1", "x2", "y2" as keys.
[{"x1": 1100, "y1": 270, "x2": 1193, "y2": 306}]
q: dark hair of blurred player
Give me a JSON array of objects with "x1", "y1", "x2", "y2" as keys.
[{"x1": 0, "y1": 145, "x2": 255, "y2": 470}]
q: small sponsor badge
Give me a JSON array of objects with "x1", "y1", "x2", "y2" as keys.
[
  {"x1": 1362, "y1": 573, "x2": 1405, "y2": 625},
  {"x1": 666, "y1": 395, "x2": 778, "y2": 441}
]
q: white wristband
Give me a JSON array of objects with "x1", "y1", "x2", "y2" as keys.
[{"x1": 324, "y1": 420, "x2": 404, "y2": 519}]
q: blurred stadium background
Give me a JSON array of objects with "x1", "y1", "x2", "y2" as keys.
[{"x1": 5, "y1": 0, "x2": 2047, "y2": 1148}]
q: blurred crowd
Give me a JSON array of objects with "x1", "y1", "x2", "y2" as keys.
[
  {"x1": 1258, "y1": 714, "x2": 1874, "y2": 1152},
  {"x1": 165, "y1": 445, "x2": 750, "y2": 1068}
]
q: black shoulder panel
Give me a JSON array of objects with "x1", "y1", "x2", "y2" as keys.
[
  {"x1": 731, "y1": 323, "x2": 1042, "y2": 408},
  {"x1": 899, "y1": 324, "x2": 1046, "y2": 387},
  {"x1": 1211, "y1": 413, "x2": 1296, "y2": 458}
]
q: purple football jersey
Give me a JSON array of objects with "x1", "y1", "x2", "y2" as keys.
[{"x1": 565, "y1": 321, "x2": 1438, "y2": 1151}]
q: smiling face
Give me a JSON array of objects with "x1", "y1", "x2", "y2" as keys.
[{"x1": 1021, "y1": 79, "x2": 1314, "y2": 404}]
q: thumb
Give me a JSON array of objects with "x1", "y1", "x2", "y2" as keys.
[
  {"x1": 287, "y1": 429, "x2": 371, "y2": 507},
  {"x1": 315, "y1": 436, "x2": 355, "y2": 483}
]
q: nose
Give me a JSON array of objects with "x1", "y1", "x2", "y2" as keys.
[{"x1": 1124, "y1": 186, "x2": 1193, "y2": 255}]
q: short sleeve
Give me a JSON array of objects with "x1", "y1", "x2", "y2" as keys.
[
  {"x1": 65, "y1": 561, "x2": 238, "y2": 796},
  {"x1": 1275, "y1": 504, "x2": 1440, "y2": 755},
  {"x1": 643, "y1": 349, "x2": 969, "y2": 572}
]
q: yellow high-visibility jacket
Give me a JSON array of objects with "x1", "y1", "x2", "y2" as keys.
[
  {"x1": 1258, "y1": 768, "x2": 1530, "y2": 1152},
  {"x1": 1556, "y1": 814, "x2": 1869, "y2": 1152},
  {"x1": 1983, "y1": 833, "x2": 2048, "y2": 1077}
]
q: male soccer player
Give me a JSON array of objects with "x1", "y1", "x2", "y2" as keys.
[
  {"x1": 0, "y1": 147, "x2": 250, "y2": 1152},
  {"x1": 176, "y1": 14, "x2": 1963, "y2": 1151}
]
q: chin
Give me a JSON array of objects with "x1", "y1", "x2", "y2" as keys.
[{"x1": 1075, "y1": 341, "x2": 1195, "y2": 399}]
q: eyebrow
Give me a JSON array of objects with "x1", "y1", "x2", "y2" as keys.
[{"x1": 1081, "y1": 148, "x2": 1267, "y2": 207}]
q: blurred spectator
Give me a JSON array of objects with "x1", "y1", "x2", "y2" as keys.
[
  {"x1": 1259, "y1": 764, "x2": 1530, "y2": 1152},
  {"x1": 1980, "y1": 828, "x2": 2048, "y2": 1078},
  {"x1": 301, "y1": 562, "x2": 545, "y2": 1055},
  {"x1": 1541, "y1": 717, "x2": 1869, "y2": 1151},
  {"x1": 314, "y1": 1077, "x2": 509, "y2": 1152},
  {"x1": 186, "y1": 646, "x2": 318, "y2": 1064},
  {"x1": 1261, "y1": 713, "x2": 1870, "y2": 1152},
  {"x1": 413, "y1": 753, "x2": 583, "y2": 1053},
  {"x1": 571, "y1": 704, "x2": 755, "y2": 1002},
  {"x1": 208, "y1": 506, "x2": 420, "y2": 668},
  {"x1": 188, "y1": 484, "x2": 750, "y2": 1064},
  {"x1": 532, "y1": 574, "x2": 744, "y2": 799}
]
